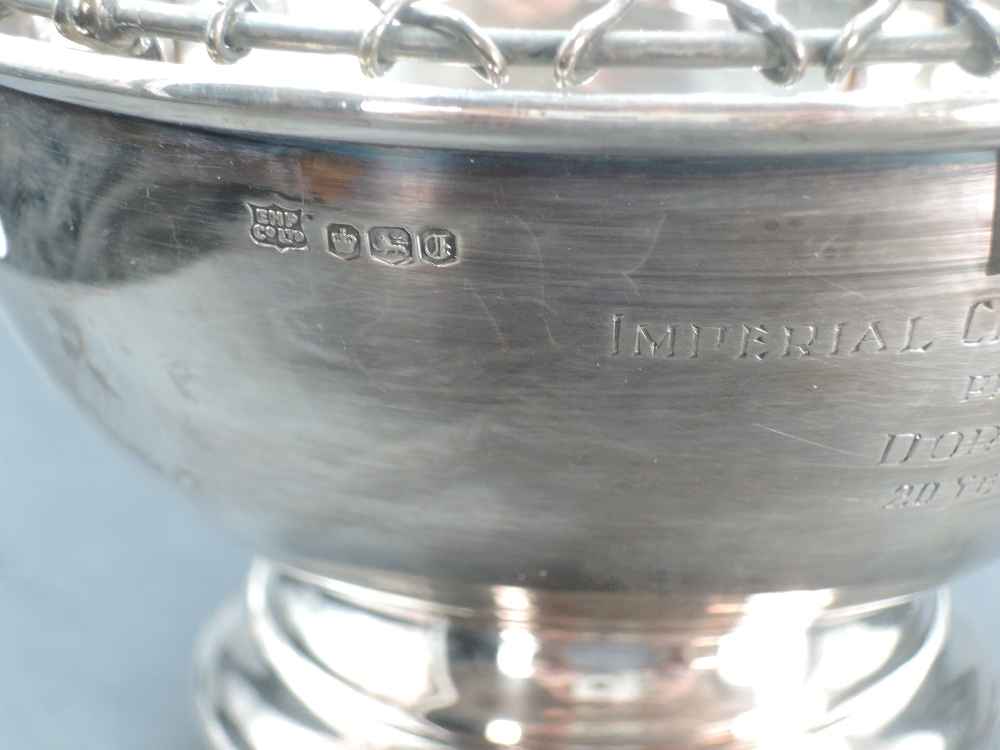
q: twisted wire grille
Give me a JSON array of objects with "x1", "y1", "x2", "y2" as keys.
[{"x1": 3, "y1": 0, "x2": 1000, "y2": 89}]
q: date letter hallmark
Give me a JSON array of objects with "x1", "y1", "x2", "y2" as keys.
[
  {"x1": 247, "y1": 203, "x2": 309, "y2": 253},
  {"x1": 420, "y1": 230, "x2": 458, "y2": 266}
]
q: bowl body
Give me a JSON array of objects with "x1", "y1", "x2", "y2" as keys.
[{"x1": 1, "y1": 87, "x2": 999, "y2": 596}]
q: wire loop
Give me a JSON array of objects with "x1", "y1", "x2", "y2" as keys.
[
  {"x1": 360, "y1": 0, "x2": 507, "y2": 86},
  {"x1": 12, "y1": 0, "x2": 1000, "y2": 89},
  {"x1": 826, "y1": 0, "x2": 903, "y2": 85},
  {"x1": 722, "y1": 0, "x2": 807, "y2": 85},
  {"x1": 555, "y1": 0, "x2": 636, "y2": 89},
  {"x1": 359, "y1": 0, "x2": 413, "y2": 78},
  {"x1": 940, "y1": 0, "x2": 1000, "y2": 76},
  {"x1": 206, "y1": 0, "x2": 255, "y2": 65},
  {"x1": 52, "y1": 0, "x2": 163, "y2": 59},
  {"x1": 827, "y1": 0, "x2": 1000, "y2": 83},
  {"x1": 555, "y1": 0, "x2": 804, "y2": 88},
  {"x1": 404, "y1": 3, "x2": 508, "y2": 87}
]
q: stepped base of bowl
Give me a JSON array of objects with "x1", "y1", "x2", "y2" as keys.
[{"x1": 194, "y1": 558, "x2": 999, "y2": 750}]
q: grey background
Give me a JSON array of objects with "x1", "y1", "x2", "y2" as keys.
[
  {"x1": 0, "y1": 313, "x2": 996, "y2": 750},
  {"x1": 0, "y1": 319, "x2": 249, "y2": 749}
]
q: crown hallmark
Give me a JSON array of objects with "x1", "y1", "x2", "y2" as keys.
[{"x1": 326, "y1": 224, "x2": 362, "y2": 260}]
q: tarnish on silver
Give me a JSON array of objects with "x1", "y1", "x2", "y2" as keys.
[
  {"x1": 52, "y1": 0, "x2": 163, "y2": 59},
  {"x1": 206, "y1": 0, "x2": 255, "y2": 65},
  {"x1": 359, "y1": 0, "x2": 507, "y2": 87}
]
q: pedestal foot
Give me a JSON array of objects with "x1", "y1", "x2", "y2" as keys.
[{"x1": 195, "y1": 559, "x2": 998, "y2": 750}]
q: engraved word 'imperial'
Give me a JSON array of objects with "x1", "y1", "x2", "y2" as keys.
[
  {"x1": 247, "y1": 203, "x2": 308, "y2": 253},
  {"x1": 611, "y1": 313, "x2": 933, "y2": 361}
]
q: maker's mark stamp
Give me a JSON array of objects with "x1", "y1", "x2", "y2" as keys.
[
  {"x1": 327, "y1": 224, "x2": 362, "y2": 260},
  {"x1": 248, "y1": 203, "x2": 308, "y2": 253},
  {"x1": 369, "y1": 227, "x2": 414, "y2": 266}
]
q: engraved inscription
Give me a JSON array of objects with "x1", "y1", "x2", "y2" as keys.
[
  {"x1": 883, "y1": 472, "x2": 1000, "y2": 509},
  {"x1": 878, "y1": 425, "x2": 1000, "y2": 465},
  {"x1": 327, "y1": 224, "x2": 362, "y2": 260},
  {"x1": 419, "y1": 230, "x2": 458, "y2": 266},
  {"x1": 963, "y1": 299, "x2": 1000, "y2": 345},
  {"x1": 963, "y1": 374, "x2": 1000, "y2": 402},
  {"x1": 783, "y1": 326, "x2": 816, "y2": 358},
  {"x1": 634, "y1": 324, "x2": 676, "y2": 357},
  {"x1": 739, "y1": 325, "x2": 769, "y2": 360},
  {"x1": 900, "y1": 317, "x2": 933, "y2": 353},
  {"x1": 247, "y1": 203, "x2": 308, "y2": 253},
  {"x1": 611, "y1": 313, "x2": 933, "y2": 361},
  {"x1": 957, "y1": 473, "x2": 1000, "y2": 498},
  {"x1": 369, "y1": 227, "x2": 414, "y2": 266},
  {"x1": 884, "y1": 482, "x2": 940, "y2": 509}
]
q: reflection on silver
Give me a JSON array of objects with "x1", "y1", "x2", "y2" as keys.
[
  {"x1": 196, "y1": 561, "x2": 993, "y2": 750},
  {"x1": 495, "y1": 628, "x2": 537, "y2": 679},
  {"x1": 483, "y1": 719, "x2": 522, "y2": 746},
  {"x1": 1, "y1": 3, "x2": 1000, "y2": 748}
]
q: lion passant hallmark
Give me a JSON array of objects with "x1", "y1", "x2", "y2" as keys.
[{"x1": 247, "y1": 203, "x2": 309, "y2": 253}]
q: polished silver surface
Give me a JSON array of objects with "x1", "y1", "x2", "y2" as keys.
[
  {"x1": 0, "y1": 0, "x2": 989, "y2": 85},
  {"x1": 2, "y1": 81, "x2": 1000, "y2": 746},
  {"x1": 197, "y1": 561, "x2": 998, "y2": 750},
  {"x1": 3, "y1": 88, "x2": 1000, "y2": 598},
  {"x1": 2, "y1": 1, "x2": 1000, "y2": 746},
  {"x1": 4, "y1": 0, "x2": 1000, "y2": 154}
]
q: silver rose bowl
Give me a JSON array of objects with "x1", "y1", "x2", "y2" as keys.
[{"x1": 3, "y1": 0, "x2": 1000, "y2": 747}]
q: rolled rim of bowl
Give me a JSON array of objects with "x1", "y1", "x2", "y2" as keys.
[{"x1": 2, "y1": 31, "x2": 1000, "y2": 156}]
